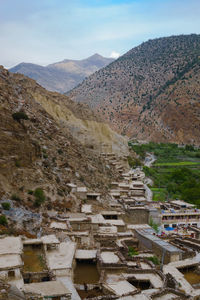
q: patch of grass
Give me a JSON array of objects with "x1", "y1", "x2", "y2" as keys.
[
  {"x1": 152, "y1": 190, "x2": 167, "y2": 202},
  {"x1": 128, "y1": 246, "x2": 139, "y2": 257},
  {"x1": 147, "y1": 256, "x2": 160, "y2": 265},
  {"x1": 149, "y1": 216, "x2": 159, "y2": 233},
  {"x1": 38, "y1": 254, "x2": 46, "y2": 269}
]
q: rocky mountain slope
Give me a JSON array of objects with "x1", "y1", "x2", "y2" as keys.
[
  {"x1": 9, "y1": 54, "x2": 114, "y2": 93},
  {"x1": 0, "y1": 66, "x2": 128, "y2": 205},
  {"x1": 69, "y1": 34, "x2": 200, "y2": 145}
]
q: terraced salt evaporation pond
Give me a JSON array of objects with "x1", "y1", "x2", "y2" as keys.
[
  {"x1": 128, "y1": 278, "x2": 151, "y2": 290},
  {"x1": 74, "y1": 260, "x2": 100, "y2": 284},
  {"x1": 179, "y1": 266, "x2": 200, "y2": 285},
  {"x1": 23, "y1": 245, "x2": 47, "y2": 272}
]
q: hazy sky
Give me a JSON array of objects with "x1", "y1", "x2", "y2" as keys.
[{"x1": 0, "y1": 0, "x2": 200, "y2": 68}]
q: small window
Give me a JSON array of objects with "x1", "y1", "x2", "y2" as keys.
[
  {"x1": 172, "y1": 224, "x2": 177, "y2": 228},
  {"x1": 8, "y1": 270, "x2": 15, "y2": 278},
  {"x1": 164, "y1": 224, "x2": 168, "y2": 228}
]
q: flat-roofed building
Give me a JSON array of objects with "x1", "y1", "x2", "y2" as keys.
[
  {"x1": 135, "y1": 228, "x2": 182, "y2": 263},
  {"x1": 161, "y1": 208, "x2": 200, "y2": 229},
  {"x1": 0, "y1": 237, "x2": 23, "y2": 287},
  {"x1": 23, "y1": 280, "x2": 71, "y2": 299}
]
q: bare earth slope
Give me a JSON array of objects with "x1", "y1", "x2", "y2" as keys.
[
  {"x1": 0, "y1": 66, "x2": 128, "y2": 200},
  {"x1": 9, "y1": 54, "x2": 114, "y2": 93},
  {"x1": 69, "y1": 34, "x2": 200, "y2": 145}
]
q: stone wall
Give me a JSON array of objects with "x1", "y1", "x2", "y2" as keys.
[{"x1": 127, "y1": 209, "x2": 149, "y2": 224}]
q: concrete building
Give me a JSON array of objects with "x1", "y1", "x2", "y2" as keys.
[
  {"x1": 161, "y1": 207, "x2": 200, "y2": 229},
  {"x1": 135, "y1": 228, "x2": 182, "y2": 263},
  {"x1": 23, "y1": 280, "x2": 71, "y2": 299},
  {"x1": 0, "y1": 237, "x2": 23, "y2": 288}
]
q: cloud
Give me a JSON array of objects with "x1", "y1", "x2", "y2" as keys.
[{"x1": 110, "y1": 51, "x2": 120, "y2": 59}]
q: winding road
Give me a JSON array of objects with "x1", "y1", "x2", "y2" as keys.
[{"x1": 144, "y1": 153, "x2": 156, "y2": 202}]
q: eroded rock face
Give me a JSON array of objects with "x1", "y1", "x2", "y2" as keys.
[
  {"x1": 69, "y1": 34, "x2": 200, "y2": 146},
  {"x1": 30, "y1": 91, "x2": 128, "y2": 157}
]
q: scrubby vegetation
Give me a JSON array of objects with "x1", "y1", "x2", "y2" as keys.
[
  {"x1": 28, "y1": 190, "x2": 33, "y2": 195},
  {"x1": 12, "y1": 111, "x2": 28, "y2": 122},
  {"x1": 11, "y1": 194, "x2": 21, "y2": 202},
  {"x1": 129, "y1": 142, "x2": 200, "y2": 205},
  {"x1": 70, "y1": 34, "x2": 200, "y2": 144},
  {"x1": 128, "y1": 246, "x2": 139, "y2": 257},
  {"x1": 15, "y1": 160, "x2": 21, "y2": 167},
  {"x1": 147, "y1": 256, "x2": 160, "y2": 265},
  {"x1": 127, "y1": 156, "x2": 142, "y2": 168},
  {"x1": 0, "y1": 215, "x2": 8, "y2": 226},
  {"x1": 149, "y1": 216, "x2": 159, "y2": 233},
  {"x1": 33, "y1": 188, "x2": 46, "y2": 207},
  {"x1": 1, "y1": 202, "x2": 11, "y2": 210}
]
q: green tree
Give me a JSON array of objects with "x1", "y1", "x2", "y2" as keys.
[{"x1": 12, "y1": 111, "x2": 29, "y2": 123}]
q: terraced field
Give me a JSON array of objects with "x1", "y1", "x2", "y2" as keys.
[{"x1": 129, "y1": 142, "x2": 200, "y2": 205}]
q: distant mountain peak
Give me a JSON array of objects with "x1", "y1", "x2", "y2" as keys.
[
  {"x1": 9, "y1": 54, "x2": 114, "y2": 93},
  {"x1": 89, "y1": 53, "x2": 103, "y2": 58}
]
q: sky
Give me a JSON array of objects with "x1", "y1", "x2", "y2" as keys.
[{"x1": 0, "y1": 0, "x2": 200, "y2": 68}]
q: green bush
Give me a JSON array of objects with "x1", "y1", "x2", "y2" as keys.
[
  {"x1": 1, "y1": 202, "x2": 11, "y2": 210},
  {"x1": 34, "y1": 188, "x2": 46, "y2": 207},
  {"x1": 128, "y1": 246, "x2": 139, "y2": 257},
  {"x1": 12, "y1": 111, "x2": 28, "y2": 122},
  {"x1": 28, "y1": 190, "x2": 33, "y2": 195},
  {"x1": 185, "y1": 144, "x2": 194, "y2": 151},
  {"x1": 11, "y1": 194, "x2": 21, "y2": 201},
  {"x1": 57, "y1": 149, "x2": 63, "y2": 155},
  {"x1": 128, "y1": 156, "x2": 142, "y2": 168},
  {"x1": 149, "y1": 216, "x2": 159, "y2": 233},
  {"x1": 15, "y1": 160, "x2": 21, "y2": 168},
  {"x1": 147, "y1": 256, "x2": 160, "y2": 265},
  {"x1": 0, "y1": 215, "x2": 8, "y2": 226}
]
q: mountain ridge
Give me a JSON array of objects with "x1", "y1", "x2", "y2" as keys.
[
  {"x1": 68, "y1": 34, "x2": 200, "y2": 145},
  {"x1": 9, "y1": 54, "x2": 114, "y2": 93}
]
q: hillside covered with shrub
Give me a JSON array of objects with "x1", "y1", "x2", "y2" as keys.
[
  {"x1": 0, "y1": 66, "x2": 128, "y2": 212},
  {"x1": 69, "y1": 34, "x2": 200, "y2": 145}
]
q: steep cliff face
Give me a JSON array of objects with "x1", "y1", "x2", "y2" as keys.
[
  {"x1": 69, "y1": 34, "x2": 200, "y2": 145},
  {"x1": 0, "y1": 66, "x2": 128, "y2": 200},
  {"x1": 30, "y1": 91, "x2": 128, "y2": 156}
]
